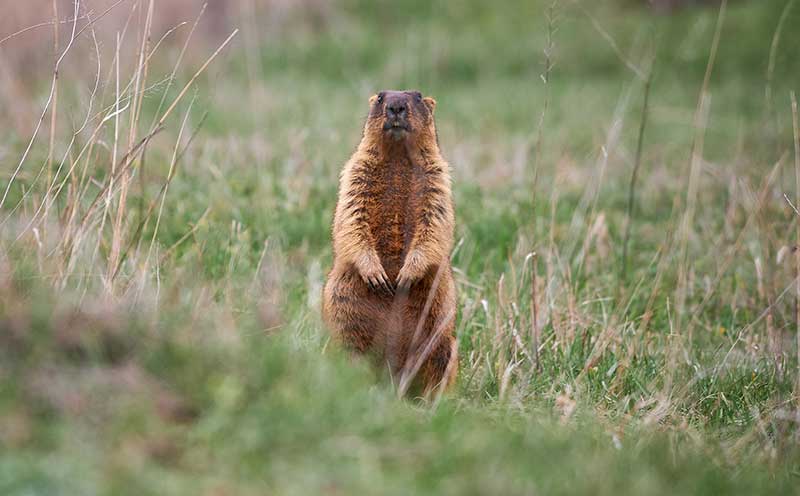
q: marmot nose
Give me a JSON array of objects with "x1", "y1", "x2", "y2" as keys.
[{"x1": 387, "y1": 103, "x2": 407, "y2": 117}]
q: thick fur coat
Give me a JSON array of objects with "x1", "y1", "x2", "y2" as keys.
[{"x1": 322, "y1": 90, "x2": 457, "y2": 396}]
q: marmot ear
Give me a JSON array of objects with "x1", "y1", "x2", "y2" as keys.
[{"x1": 423, "y1": 97, "x2": 436, "y2": 114}]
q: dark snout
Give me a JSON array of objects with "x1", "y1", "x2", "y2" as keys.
[
  {"x1": 382, "y1": 94, "x2": 411, "y2": 135},
  {"x1": 386, "y1": 101, "x2": 407, "y2": 119}
]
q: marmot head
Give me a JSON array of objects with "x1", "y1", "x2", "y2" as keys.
[{"x1": 365, "y1": 90, "x2": 437, "y2": 144}]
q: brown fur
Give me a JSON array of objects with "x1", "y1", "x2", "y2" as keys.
[{"x1": 322, "y1": 90, "x2": 457, "y2": 397}]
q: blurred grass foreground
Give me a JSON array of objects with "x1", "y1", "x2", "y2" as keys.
[{"x1": 2, "y1": 0, "x2": 800, "y2": 494}]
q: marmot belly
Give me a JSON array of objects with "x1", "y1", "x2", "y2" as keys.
[{"x1": 367, "y1": 157, "x2": 422, "y2": 280}]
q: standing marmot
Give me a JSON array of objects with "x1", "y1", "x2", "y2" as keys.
[{"x1": 322, "y1": 90, "x2": 457, "y2": 397}]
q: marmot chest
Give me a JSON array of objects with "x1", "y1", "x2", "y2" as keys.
[{"x1": 365, "y1": 156, "x2": 424, "y2": 279}]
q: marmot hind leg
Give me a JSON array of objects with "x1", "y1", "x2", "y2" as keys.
[
  {"x1": 408, "y1": 271, "x2": 458, "y2": 397},
  {"x1": 398, "y1": 286, "x2": 458, "y2": 398},
  {"x1": 420, "y1": 332, "x2": 458, "y2": 397},
  {"x1": 322, "y1": 268, "x2": 380, "y2": 354}
]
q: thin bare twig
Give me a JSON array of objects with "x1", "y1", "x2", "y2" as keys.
[
  {"x1": 0, "y1": 0, "x2": 127, "y2": 212},
  {"x1": 0, "y1": 13, "x2": 92, "y2": 46}
]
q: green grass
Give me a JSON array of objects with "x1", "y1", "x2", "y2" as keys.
[{"x1": 1, "y1": 0, "x2": 800, "y2": 494}]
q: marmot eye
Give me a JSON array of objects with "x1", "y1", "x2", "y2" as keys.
[
  {"x1": 377, "y1": 94, "x2": 384, "y2": 104},
  {"x1": 414, "y1": 92, "x2": 422, "y2": 102}
]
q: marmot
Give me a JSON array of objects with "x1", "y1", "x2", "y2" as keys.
[{"x1": 322, "y1": 90, "x2": 457, "y2": 397}]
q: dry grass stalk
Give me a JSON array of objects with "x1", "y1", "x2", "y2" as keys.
[
  {"x1": 688, "y1": 157, "x2": 786, "y2": 332},
  {"x1": 764, "y1": 0, "x2": 796, "y2": 122},
  {"x1": 791, "y1": 91, "x2": 800, "y2": 402},
  {"x1": 396, "y1": 258, "x2": 450, "y2": 398},
  {"x1": 526, "y1": 4, "x2": 556, "y2": 378},
  {"x1": 2, "y1": 1, "x2": 236, "y2": 295},
  {"x1": 0, "y1": 0, "x2": 127, "y2": 212},
  {"x1": 675, "y1": 0, "x2": 727, "y2": 350},
  {"x1": 42, "y1": 0, "x2": 61, "y2": 243},
  {"x1": 144, "y1": 95, "x2": 197, "y2": 274},
  {"x1": 621, "y1": 72, "x2": 652, "y2": 283},
  {"x1": 568, "y1": 88, "x2": 631, "y2": 278},
  {"x1": 530, "y1": 252, "x2": 541, "y2": 371},
  {"x1": 529, "y1": 0, "x2": 557, "y2": 209},
  {"x1": 108, "y1": 0, "x2": 157, "y2": 285}
]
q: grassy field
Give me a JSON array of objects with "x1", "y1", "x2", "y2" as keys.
[{"x1": 2, "y1": 0, "x2": 800, "y2": 494}]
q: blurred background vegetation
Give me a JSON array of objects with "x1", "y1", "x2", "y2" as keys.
[{"x1": 1, "y1": 1, "x2": 800, "y2": 494}]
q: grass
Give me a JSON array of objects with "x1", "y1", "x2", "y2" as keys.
[{"x1": 1, "y1": 0, "x2": 800, "y2": 494}]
